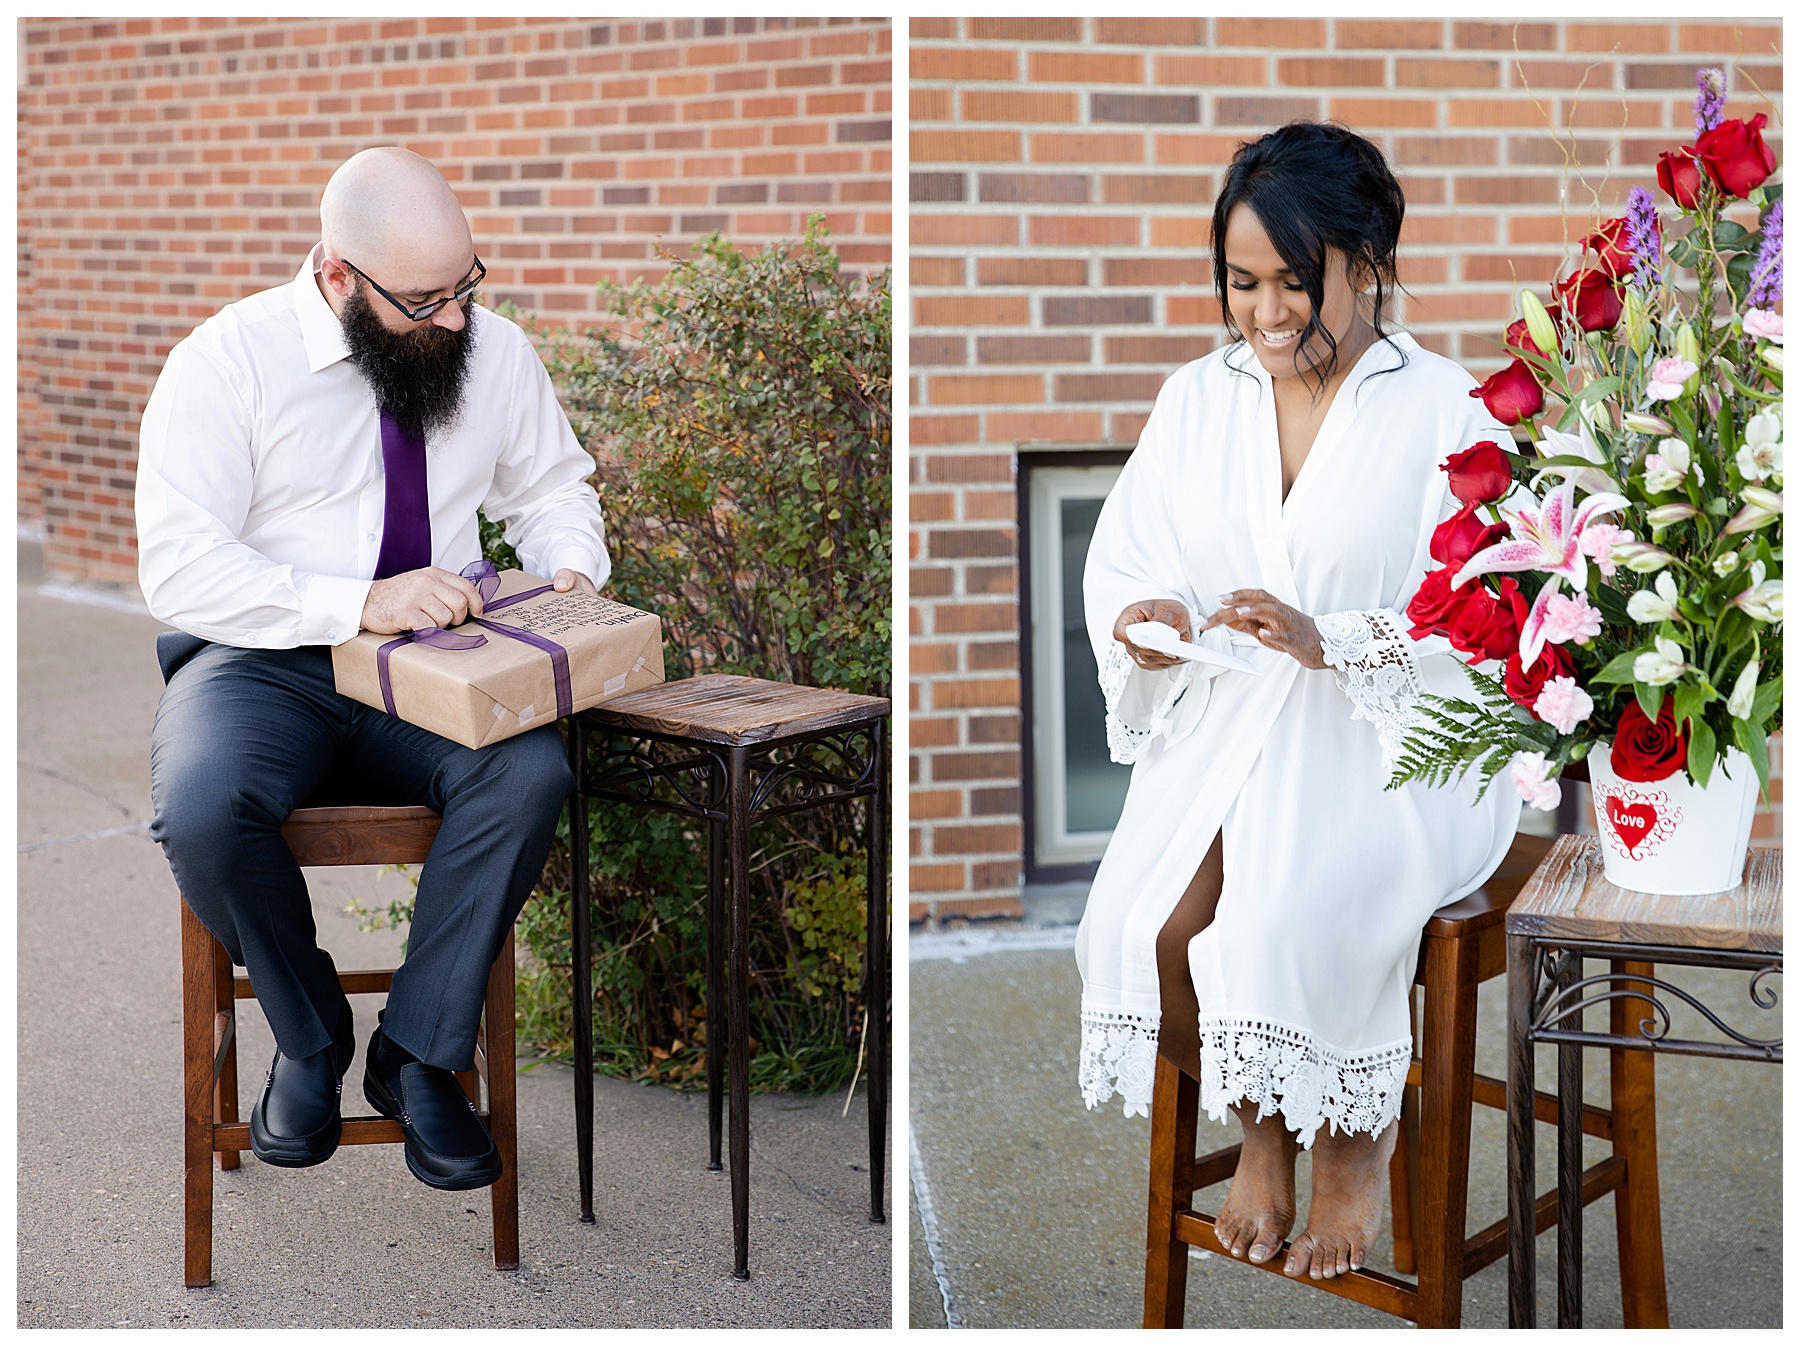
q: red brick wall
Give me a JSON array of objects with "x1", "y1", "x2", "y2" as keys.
[
  {"x1": 909, "y1": 17, "x2": 1783, "y2": 925},
  {"x1": 19, "y1": 15, "x2": 892, "y2": 588}
]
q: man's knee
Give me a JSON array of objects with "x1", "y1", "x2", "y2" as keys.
[{"x1": 452, "y1": 727, "x2": 573, "y2": 818}]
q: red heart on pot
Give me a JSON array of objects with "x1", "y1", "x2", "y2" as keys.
[{"x1": 1606, "y1": 797, "x2": 1658, "y2": 855}]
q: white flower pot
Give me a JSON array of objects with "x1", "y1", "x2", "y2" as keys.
[{"x1": 1586, "y1": 742, "x2": 1759, "y2": 895}]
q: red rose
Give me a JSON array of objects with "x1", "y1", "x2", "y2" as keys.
[
  {"x1": 1504, "y1": 303, "x2": 1566, "y2": 361},
  {"x1": 1443, "y1": 440, "x2": 1514, "y2": 506},
  {"x1": 1470, "y1": 358, "x2": 1545, "y2": 426},
  {"x1": 1656, "y1": 148, "x2": 1704, "y2": 210},
  {"x1": 1582, "y1": 217, "x2": 1634, "y2": 281},
  {"x1": 1405, "y1": 567, "x2": 1462, "y2": 639},
  {"x1": 1431, "y1": 503, "x2": 1512, "y2": 572},
  {"x1": 1555, "y1": 268, "x2": 1623, "y2": 332},
  {"x1": 1445, "y1": 576, "x2": 1524, "y2": 662},
  {"x1": 1504, "y1": 641, "x2": 1576, "y2": 714},
  {"x1": 1610, "y1": 698, "x2": 1689, "y2": 783},
  {"x1": 1694, "y1": 113, "x2": 1778, "y2": 199}
]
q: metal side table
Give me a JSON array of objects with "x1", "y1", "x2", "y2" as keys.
[
  {"x1": 566, "y1": 674, "x2": 891, "y2": 1279},
  {"x1": 1505, "y1": 836, "x2": 1782, "y2": 1327}
]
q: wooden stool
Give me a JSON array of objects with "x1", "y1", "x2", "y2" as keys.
[
  {"x1": 570, "y1": 674, "x2": 891, "y2": 1279},
  {"x1": 1144, "y1": 828, "x2": 1668, "y2": 1327},
  {"x1": 180, "y1": 804, "x2": 519, "y2": 1289}
]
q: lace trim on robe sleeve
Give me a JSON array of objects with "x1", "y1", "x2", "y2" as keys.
[
  {"x1": 1316, "y1": 608, "x2": 1429, "y2": 772},
  {"x1": 1097, "y1": 638, "x2": 1200, "y2": 765}
]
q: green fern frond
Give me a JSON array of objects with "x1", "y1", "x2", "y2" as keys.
[{"x1": 1386, "y1": 664, "x2": 1543, "y2": 800}]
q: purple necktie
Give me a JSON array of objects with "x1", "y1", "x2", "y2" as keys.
[{"x1": 373, "y1": 412, "x2": 431, "y2": 580}]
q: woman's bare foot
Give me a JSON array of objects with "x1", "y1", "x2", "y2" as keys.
[
  {"x1": 1285, "y1": 1119, "x2": 1398, "y2": 1280},
  {"x1": 1214, "y1": 1104, "x2": 1299, "y2": 1265}
]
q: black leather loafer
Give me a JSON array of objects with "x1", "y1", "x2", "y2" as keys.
[
  {"x1": 363, "y1": 1028, "x2": 503, "y2": 1192},
  {"x1": 248, "y1": 1002, "x2": 354, "y2": 1168}
]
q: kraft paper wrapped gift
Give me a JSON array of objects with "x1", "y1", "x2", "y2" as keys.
[{"x1": 333, "y1": 565, "x2": 664, "y2": 749}]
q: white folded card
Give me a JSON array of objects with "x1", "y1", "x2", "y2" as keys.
[{"x1": 1125, "y1": 621, "x2": 1260, "y2": 674}]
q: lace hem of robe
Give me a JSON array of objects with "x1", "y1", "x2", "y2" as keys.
[
  {"x1": 1078, "y1": 1005, "x2": 1160, "y2": 1118},
  {"x1": 1316, "y1": 608, "x2": 1428, "y2": 772},
  {"x1": 1199, "y1": 1016, "x2": 1411, "y2": 1148},
  {"x1": 1096, "y1": 639, "x2": 1199, "y2": 765}
]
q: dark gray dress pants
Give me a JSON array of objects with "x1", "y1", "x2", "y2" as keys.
[{"x1": 149, "y1": 639, "x2": 571, "y2": 1070}]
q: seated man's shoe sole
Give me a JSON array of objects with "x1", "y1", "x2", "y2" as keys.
[{"x1": 363, "y1": 1042, "x2": 503, "y2": 1192}]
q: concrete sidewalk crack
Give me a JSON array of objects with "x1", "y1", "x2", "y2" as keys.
[{"x1": 908, "y1": 1123, "x2": 962, "y2": 1328}]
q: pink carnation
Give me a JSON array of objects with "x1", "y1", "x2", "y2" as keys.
[
  {"x1": 1578, "y1": 522, "x2": 1630, "y2": 578},
  {"x1": 1645, "y1": 357, "x2": 1698, "y2": 401},
  {"x1": 1539, "y1": 591, "x2": 1602, "y2": 645},
  {"x1": 1743, "y1": 308, "x2": 1784, "y2": 345},
  {"x1": 1533, "y1": 677, "x2": 1595, "y2": 735},
  {"x1": 1510, "y1": 751, "x2": 1562, "y2": 811}
]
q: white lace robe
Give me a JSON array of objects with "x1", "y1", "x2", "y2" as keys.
[{"x1": 1076, "y1": 334, "x2": 1522, "y2": 1145}]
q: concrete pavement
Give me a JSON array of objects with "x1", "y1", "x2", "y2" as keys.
[
  {"x1": 909, "y1": 924, "x2": 1781, "y2": 1329},
  {"x1": 15, "y1": 543, "x2": 890, "y2": 1328}
]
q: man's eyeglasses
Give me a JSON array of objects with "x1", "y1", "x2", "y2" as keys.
[{"x1": 339, "y1": 255, "x2": 485, "y2": 322}]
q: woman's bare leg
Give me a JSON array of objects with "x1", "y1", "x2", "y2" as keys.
[
  {"x1": 1284, "y1": 1120, "x2": 1399, "y2": 1279},
  {"x1": 1154, "y1": 834, "x2": 1298, "y2": 1264}
]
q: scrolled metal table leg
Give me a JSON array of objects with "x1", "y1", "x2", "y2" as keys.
[
  {"x1": 1556, "y1": 949, "x2": 1584, "y2": 1328},
  {"x1": 569, "y1": 716, "x2": 596, "y2": 1224},
  {"x1": 706, "y1": 805, "x2": 725, "y2": 1172},
  {"x1": 865, "y1": 719, "x2": 889, "y2": 1224},
  {"x1": 727, "y1": 743, "x2": 752, "y2": 1279},
  {"x1": 1506, "y1": 931, "x2": 1538, "y2": 1329}
]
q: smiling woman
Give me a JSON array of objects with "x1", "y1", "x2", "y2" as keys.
[{"x1": 1079, "y1": 121, "x2": 1525, "y2": 1283}]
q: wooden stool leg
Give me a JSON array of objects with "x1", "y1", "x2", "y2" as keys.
[
  {"x1": 487, "y1": 932, "x2": 520, "y2": 1270},
  {"x1": 180, "y1": 900, "x2": 217, "y2": 1289},
  {"x1": 1609, "y1": 959, "x2": 1668, "y2": 1328},
  {"x1": 1415, "y1": 932, "x2": 1480, "y2": 1329},
  {"x1": 1388, "y1": 990, "x2": 1421, "y2": 1276},
  {"x1": 1143, "y1": 1054, "x2": 1196, "y2": 1329},
  {"x1": 211, "y1": 936, "x2": 241, "y2": 1172}
]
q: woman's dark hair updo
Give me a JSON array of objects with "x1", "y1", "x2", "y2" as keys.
[{"x1": 1212, "y1": 121, "x2": 1407, "y2": 394}]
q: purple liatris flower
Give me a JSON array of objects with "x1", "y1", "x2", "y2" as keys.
[
  {"x1": 1747, "y1": 198, "x2": 1782, "y2": 309},
  {"x1": 1693, "y1": 66, "x2": 1727, "y2": 134},
  {"x1": 1623, "y1": 186, "x2": 1662, "y2": 288}
]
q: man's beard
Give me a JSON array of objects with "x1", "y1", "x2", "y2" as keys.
[{"x1": 339, "y1": 283, "x2": 475, "y2": 440}]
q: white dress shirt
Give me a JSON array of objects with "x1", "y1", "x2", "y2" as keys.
[{"x1": 135, "y1": 242, "x2": 610, "y2": 648}]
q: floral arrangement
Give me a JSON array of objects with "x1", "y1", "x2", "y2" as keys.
[{"x1": 1390, "y1": 68, "x2": 1782, "y2": 810}]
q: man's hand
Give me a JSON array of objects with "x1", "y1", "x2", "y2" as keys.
[
  {"x1": 361, "y1": 567, "x2": 486, "y2": 635},
  {"x1": 552, "y1": 568, "x2": 597, "y2": 596},
  {"x1": 1113, "y1": 598, "x2": 1194, "y2": 671},
  {"x1": 1201, "y1": 588, "x2": 1327, "y2": 670}
]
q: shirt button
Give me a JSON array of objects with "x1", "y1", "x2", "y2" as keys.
[
  {"x1": 367, "y1": 533, "x2": 377, "y2": 543},
  {"x1": 326, "y1": 629, "x2": 338, "y2": 641}
]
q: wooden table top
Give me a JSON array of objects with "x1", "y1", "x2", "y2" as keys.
[
  {"x1": 1505, "y1": 835, "x2": 1782, "y2": 954},
  {"x1": 581, "y1": 673, "x2": 890, "y2": 746}
]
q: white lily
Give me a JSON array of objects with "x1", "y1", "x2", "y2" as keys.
[
  {"x1": 1736, "y1": 409, "x2": 1783, "y2": 484},
  {"x1": 1626, "y1": 571, "x2": 1681, "y2": 623},
  {"x1": 1633, "y1": 635, "x2": 1690, "y2": 686},
  {"x1": 1727, "y1": 661, "x2": 1760, "y2": 720},
  {"x1": 1530, "y1": 422, "x2": 1622, "y2": 496},
  {"x1": 1734, "y1": 562, "x2": 1783, "y2": 622}
]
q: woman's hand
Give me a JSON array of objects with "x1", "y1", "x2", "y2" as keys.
[
  {"x1": 1113, "y1": 598, "x2": 1193, "y2": 671},
  {"x1": 1201, "y1": 589, "x2": 1328, "y2": 670}
]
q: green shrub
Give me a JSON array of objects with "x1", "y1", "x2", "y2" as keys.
[{"x1": 516, "y1": 218, "x2": 891, "y2": 1092}]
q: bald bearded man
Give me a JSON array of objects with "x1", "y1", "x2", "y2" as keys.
[{"x1": 138, "y1": 148, "x2": 607, "y2": 1191}]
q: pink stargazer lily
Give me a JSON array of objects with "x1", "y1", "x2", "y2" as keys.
[{"x1": 1452, "y1": 482, "x2": 1629, "y2": 595}]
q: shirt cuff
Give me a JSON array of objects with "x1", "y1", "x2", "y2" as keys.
[
  {"x1": 542, "y1": 545, "x2": 610, "y2": 591},
  {"x1": 298, "y1": 572, "x2": 375, "y2": 645}
]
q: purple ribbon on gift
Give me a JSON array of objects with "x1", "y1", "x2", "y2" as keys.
[{"x1": 375, "y1": 560, "x2": 573, "y2": 723}]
